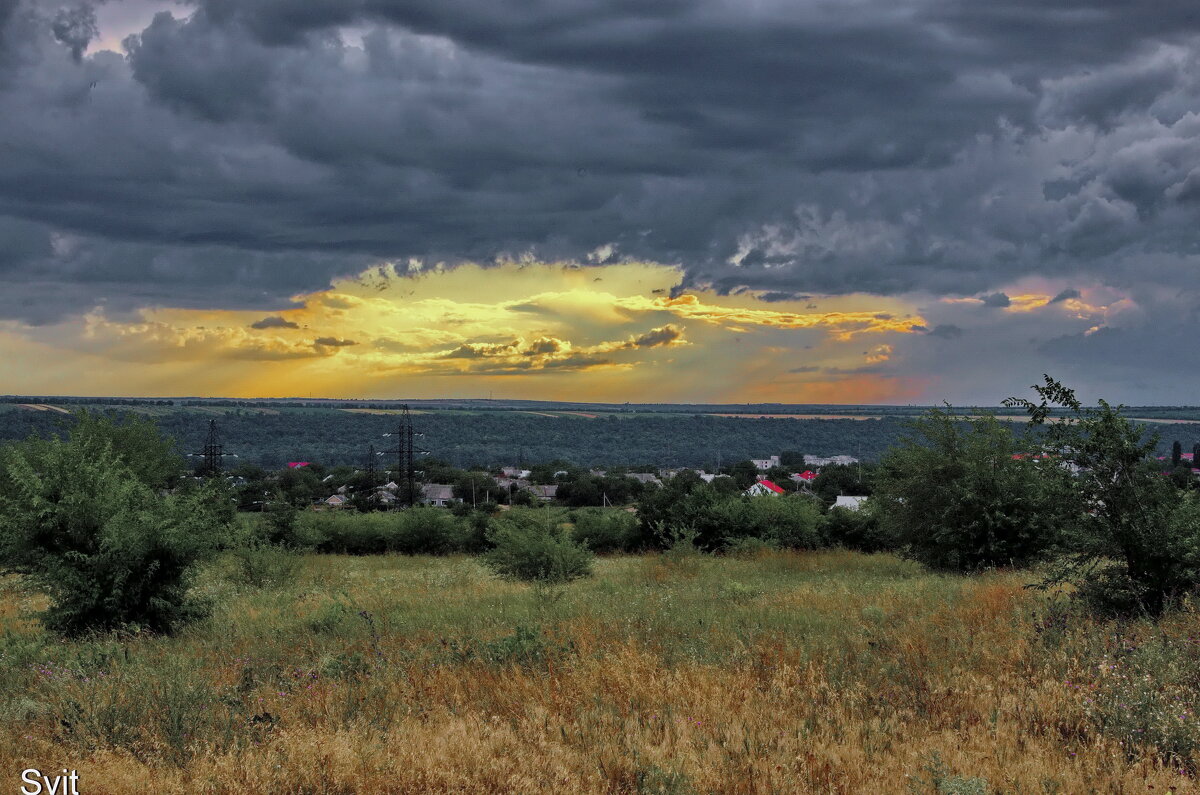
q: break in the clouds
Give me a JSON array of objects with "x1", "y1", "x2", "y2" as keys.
[{"x1": 4, "y1": 0, "x2": 1200, "y2": 401}]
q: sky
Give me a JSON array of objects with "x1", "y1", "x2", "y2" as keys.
[{"x1": 2, "y1": 0, "x2": 1199, "y2": 404}]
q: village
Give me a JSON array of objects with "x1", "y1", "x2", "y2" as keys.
[{"x1": 286, "y1": 452, "x2": 870, "y2": 512}]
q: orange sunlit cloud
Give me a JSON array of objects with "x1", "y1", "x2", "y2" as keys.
[{"x1": 0, "y1": 261, "x2": 929, "y2": 402}]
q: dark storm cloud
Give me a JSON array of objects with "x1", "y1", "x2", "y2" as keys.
[
  {"x1": 1049, "y1": 289, "x2": 1081, "y2": 304},
  {"x1": 51, "y1": 3, "x2": 98, "y2": 61},
  {"x1": 5, "y1": 0, "x2": 1200, "y2": 383},
  {"x1": 627, "y1": 325, "x2": 682, "y2": 349},
  {"x1": 249, "y1": 315, "x2": 299, "y2": 329},
  {"x1": 313, "y1": 336, "x2": 357, "y2": 347},
  {"x1": 980, "y1": 292, "x2": 1011, "y2": 308},
  {"x1": 928, "y1": 325, "x2": 965, "y2": 340}
]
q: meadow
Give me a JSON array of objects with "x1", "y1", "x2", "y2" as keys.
[{"x1": 3, "y1": 548, "x2": 1198, "y2": 793}]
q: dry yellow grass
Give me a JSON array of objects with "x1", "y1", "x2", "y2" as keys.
[{"x1": 1, "y1": 552, "x2": 1197, "y2": 793}]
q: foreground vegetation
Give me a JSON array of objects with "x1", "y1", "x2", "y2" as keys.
[
  {"x1": 2, "y1": 550, "x2": 1198, "y2": 793},
  {"x1": 7, "y1": 376, "x2": 1200, "y2": 791}
]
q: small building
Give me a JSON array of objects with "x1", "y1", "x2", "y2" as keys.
[
  {"x1": 751, "y1": 456, "x2": 781, "y2": 470},
  {"x1": 501, "y1": 467, "x2": 532, "y2": 479},
  {"x1": 323, "y1": 494, "x2": 348, "y2": 509},
  {"x1": 804, "y1": 455, "x2": 859, "y2": 468},
  {"x1": 833, "y1": 495, "x2": 869, "y2": 511},
  {"x1": 791, "y1": 471, "x2": 818, "y2": 483},
  {"x1": 526, "y1": 484, "x2": 558, "y2": 502},
  {"x1": 421, "y1": 484, "x2": 457, "y2": 507},
  {"x1": 627, "y1": 472, "x2": 662, "y2": 487},
  {"x1": 745, "y1": 480, "x2": 786, "y2": 497}
]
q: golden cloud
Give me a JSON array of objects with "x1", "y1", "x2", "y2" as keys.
[{"x1": 3, "y1": 260, "x2": 931, "y2": 401}]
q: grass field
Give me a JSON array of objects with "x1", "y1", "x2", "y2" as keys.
[{"x1": 2, "y1": 550, "x2": 1198, "y2": 793}]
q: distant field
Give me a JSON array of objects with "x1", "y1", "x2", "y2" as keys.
[
  {"x1": 14, "y1": 403, "x2": 70, "y2": 414},
  {"x1": 341, "y1": 408, "x2": 429, "y2": 415},
  {"x1": 709, "y1": 413, "x2": 884, "y2": 420},
  {"x1": 1, "y1": 550, "x2": 1192, "y2": 793}
]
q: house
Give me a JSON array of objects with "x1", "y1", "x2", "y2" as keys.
[
  {"x1": 833, "y1": 495, "x2": 869, "y2": 511},
  {"x1": 526, "y1": 484, "x2": 558, "y2": 502},
  {"x1": 495, "y1": 477, "x2": 531, "y2": 491},
  {"x1": 745, "y1": 479, "x2": 786, "y2": 497},
  {"x1": 791, "y1": 471, "x2": 818, "y2": 483},
  {"x1": 421, "y1": 484, "x2": 457, "y2": 507},
  {"x1": 751, "y1": 455, "x2": 781, "y2": 470},
  {"x1": 804, "y1": 455, "x2": 858, "y2": 468},
  {"x1": 627, "y1": 472, "x2": 662, "y2": 487},
  {"x1": 501, "y1": 467, "x2": 532, "y2": 479},
  {"x1": 323, "y1": 494, "x2": 348, "y2": 508}
]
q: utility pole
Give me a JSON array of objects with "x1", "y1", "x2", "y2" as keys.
[
  {"x1": 188, "y1": 419, "x2": 236, "y2": 476},
  {"x1": 382, "y1": 405, "x2": 428, "y2": 508}
]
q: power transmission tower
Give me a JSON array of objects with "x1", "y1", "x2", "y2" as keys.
[
  {"x1": 365, "y1": 443, "x2": 377, "y2": 477},
  {"x1": 188, "y1": 419, "x2": 236, "y2": 476},
  {"x1": 382, "y1": 406, "x2": 428, "y2": 508}
]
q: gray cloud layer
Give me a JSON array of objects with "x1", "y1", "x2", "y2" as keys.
[{"x1": 5, "y1": 0, "x2": 1200, "y2": 398}]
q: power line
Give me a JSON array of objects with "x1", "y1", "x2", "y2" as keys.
[
  {"x1": 381, "y1": 405, "x2": 428, "y2": 508},
  {"x1": 187, "y1": 419, "x2": 237, "y2": 476}
]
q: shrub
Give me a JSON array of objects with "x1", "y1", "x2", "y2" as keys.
[
  {"x1": 227, "y1": 543, "x2": 301, "y2": 589},
  {"x1": 253, "y1": 502, "x2": 308, "y2": 549},
  {"x1": 822, "y1": 503, "x2": 894, "y2": 553},
  {"x1": 1007, "y1": 375, "x2": 1200, "y2": 615},
  {"x1": 0, "y1": 413, "x2": 228, "y2": 635},
  {"x1": 571, "y1": 509, "x2": 638, "y2": 553},
  {"x1": 874, "y1": 407, "x2": 1068, "y2": 571},
  {"x1": 297, "y1": 510, "x2": 468, "y2": 555},
  {"x1": 482, "y1": 521, "x2": 593, "y2": 584},
  {"x1": 300, "y1": 512, "x2": 394, "y2": 555},
  {"x1": 391, "y1": 508, "x2": 465, "y2": 555},
  {"x1": 638, "y1": 483, "x2": 825, "y2": 551}
]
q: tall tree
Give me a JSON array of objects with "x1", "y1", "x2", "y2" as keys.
[{"x1": 1006, "y1": 375, "x2": 1198, "y2": 616}]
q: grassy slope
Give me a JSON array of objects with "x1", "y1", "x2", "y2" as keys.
[{"x1": 0, "y1": 551, "x2": 1194, "y2": 793}]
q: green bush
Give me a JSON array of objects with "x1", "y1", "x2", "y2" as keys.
[
  {"x1": 1007, "y1": 376, "x2": 1200, "y2": 615},
  {"x1": 637, "y1": 480, "x2": 825, "y2": 552},
  {"x1": 482, "y1": 521, "x2": 593, "y2": 584},
  {"x1": 0, "y1": 412, "x2": 228, "y2": 635},
  {"x1": 227, "y1": 543, "x2": 301, "y2": 589},
  {"x1": 253, "y1": 502, "x2": 308, "y2": 549},
  {"x1": 822, "y1": 503, "x2": 893, "y2": 553},
  {"x1": 296, "y1": 510, "x2": 469, "y2": 555},
  {"x1": 391, "y1": 508, "x2": 465, "y2": 555},
  {"x1": 571, "y1": 509, "x2": 638, "y2": 553},
  {"x1": 300, "y1": 512, "x2": 394, "y2": 554},
  {"x1": 874, "y1": 408, "x2": 1067, "y2": 571}
]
